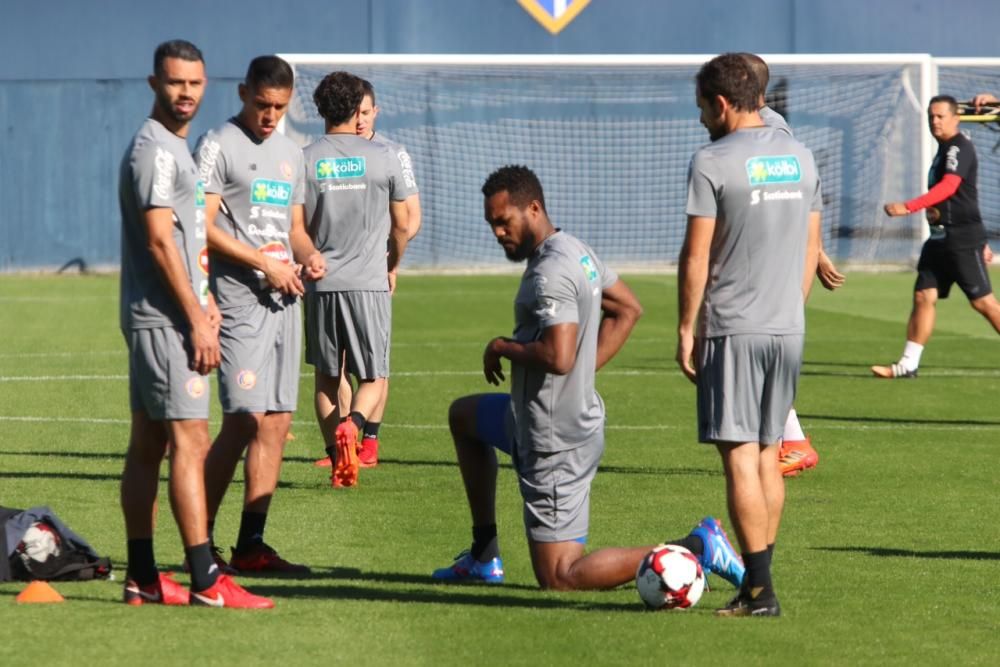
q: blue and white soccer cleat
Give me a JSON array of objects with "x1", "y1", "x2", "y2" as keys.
[
  {"x1": 432, "y1": 550, "x2": 505, "y2": 584},
  {"x1": 690, "y1": 516, "x2": 745, "y2": 588}
]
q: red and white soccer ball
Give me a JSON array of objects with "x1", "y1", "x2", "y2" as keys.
[{"x1": 635, "y1": 543, "x2": 705, "y2": 610}]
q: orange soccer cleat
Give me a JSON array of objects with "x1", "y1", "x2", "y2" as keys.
[
  {"x1": 332, "y1": 421, "x2": 360, "y2": 487},
  {"x1": 779, "y1": 438, "x2": 819, "y2": 477},
  {"x1": 189, "y1": 574, "x2": 274, "y2": 609}
]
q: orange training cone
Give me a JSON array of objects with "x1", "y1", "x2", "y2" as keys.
[{"x1": 15, "y1": 580, "x2": 65, "y2": 604}]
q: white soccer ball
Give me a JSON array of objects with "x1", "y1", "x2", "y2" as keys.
[{"x1": 635, "y1": 543, "x2": 705, "y2": 610}]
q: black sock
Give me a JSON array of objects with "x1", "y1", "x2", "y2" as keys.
[
  {"x1": 363, "y1": 422, "x2": 381, "y2": 440},
  {"x1": 126, "y1": 538, "x2": 158, "y2": 586},
  {"x1": 236, "y1": 511, "x2": 267, "y2": 551},
  {"x1": 186, "y1": 541, "x2": 221, "y2": 592},
  {"x1": 667, "y1": 534, "x2": 704, "y2": 557},
  {"x1": 349, "y1": 411, "x2": 366, "y2": 431},
  {"x1": 326, "y1": 445, "x2": 337, "y2": 464},
  {"x1": 767, "y1": 543, "x2": 775, "y2": 560},
  {"x1": 207, "y1": 519, "x2": 216, "y2": 545},
  {"x1": 471, "y1": 524, "x2": 499, "y2": 562},
  {"x1": 743, "y1": 549, "x2": 774, "y2": 601}
]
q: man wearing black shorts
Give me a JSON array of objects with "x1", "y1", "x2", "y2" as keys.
[{"x1": 874, "y1": 95, "x2": 1000, "y2": 379}]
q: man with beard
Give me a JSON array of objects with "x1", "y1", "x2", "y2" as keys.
[
  {"x1": 432, "y1": 165, "x2": 745, "y2": 591},
  {"x1": 119, "y1": 40, "x2": 271, "y2": 608}
]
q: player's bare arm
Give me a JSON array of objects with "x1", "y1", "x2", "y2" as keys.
[
  {"x1": 144, "y1": 206, "x2": 220, "y2": 375},
  {"x1": 676, "y1": 215, "x2": 715, "y2": 383},
  {"x1": 204, "y1": 192, "x2": 304, "y2": 296},
  {"x1": 205, "y1": 290, "x2": 221, "y2": 334},
  {"x1": 973, "y1": 93, "x2": 998, "y2": 112},
  {"x1": 483, "y1": 323, "x2": 578, "y2": 385},
  {"x1": 289, "y1": 203, "x2": 325, "y2": 281},
  {"x1": 405, "y1": 193, "x2": 422, "y2": 240},
  {"x1": 595, "y1": 279, "x2": 643, "y2": 371},
  {"x1": 386, "y1": 198, "x2": 410, "y2": 274},
  {"x1": 802, "y1": 212, "x2": 822, "y2": 301}
]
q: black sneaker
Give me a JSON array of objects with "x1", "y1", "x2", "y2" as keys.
[{"x1": 715, "y1": 592, "x2": 782, "y2": 617}]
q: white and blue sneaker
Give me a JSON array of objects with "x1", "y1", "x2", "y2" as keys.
[
  {"x1": 690, "y1": 517, "x2": 745, "y2": 588},
  {"x1": 432, "y1": 550, "x2": 505, "y2": 584}
]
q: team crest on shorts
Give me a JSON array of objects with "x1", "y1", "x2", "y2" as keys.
[
  {"x1": 185, "y1": 377, "x2": 206, "y2": 399},
  {"x1": 517, "y1": 0, "x2": 590, "y2": 34},
  {"x1": 237, "y1": 369, "x2": 257, "y2": 390}
]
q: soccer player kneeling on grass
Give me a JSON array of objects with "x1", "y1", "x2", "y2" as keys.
[
  {"x1": 194, "y1": 55, "x2": 326, "y2": 574},
  {"x1": 432, "y1": 166, "x2": 745, "y2": 591},
  {"x1": 118, "y1": 40, "x2": 271, "y2": 608}
]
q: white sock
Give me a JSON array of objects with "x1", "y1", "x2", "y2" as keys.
[
  {"x1": 783, "y1": 408, "x2": 806, "y2": 442},
  {"x1": 899, "y1": 341, "x2": 924, "y2": 372}
]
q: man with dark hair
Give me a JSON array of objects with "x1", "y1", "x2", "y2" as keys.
[
  {"x1": 738, "y1": 52, "x2": 845, "y2": 478},
  {"x1": 315, "y1": 77, "x2": 422, "y2": 470},
  {"x1": 874, "y1": 95, "x2": 1000, "y2": 378},
  {"x1": 303, "y1": 71, "x2": 410, "y2": 487},
  {"x1": 119, "y1": 39, "x2": 271, "y2": 608},
  {"x1": 432, "y1": 165, "x2": 745, "y2": 592},
  {"x1": 678, "y1": 53, "x2": 822, "y2": 616},
  {"x1": 194, "y1": 55, "x2": 325, "y2": 574}
]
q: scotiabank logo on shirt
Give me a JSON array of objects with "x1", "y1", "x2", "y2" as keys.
[
  {"x1": 316, "y1": 157, "x2": 366, "y2": 180},
  {"x1": 251, "y1": 179, "x2": 292, "y2": 206},
  {"x1": 746, "y1": 155, "x2": 802, "y2": 186}
]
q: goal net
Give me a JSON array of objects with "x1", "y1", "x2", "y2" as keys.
[{"x1": 280, "y1": 55, "x2": 933, "y2": 271}]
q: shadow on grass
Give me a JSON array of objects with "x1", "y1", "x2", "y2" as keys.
[
  {"x1": 815, "y1": 546, "x2": 1000, "y2": 561},
  {"x1": 285, "y1": 456, "x2": 720, "y2": 478},
  {"x1": 798, "y1": 413, "x2": 1000, "y2": 428}
]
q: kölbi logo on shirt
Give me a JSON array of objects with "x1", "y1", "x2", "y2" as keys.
[
  {"x1": 316, "y1": 157, "x2": 366, "y2": 180},
  {"x1": 746, "y1": 155, "x2": 802, "y2": 186},
  {"x1": 251, "y1": 179, "x2": 292, "y2": 206}
]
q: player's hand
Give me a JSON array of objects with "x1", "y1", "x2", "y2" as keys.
[
  {"x1": 205, "y1": 295, "x2": 222, "y2": 335},
  {"x1": 302, "y1": 251, "x2": 326, "y2": 282},
  {"x1": 984, "y1": 243, "x2": 994, "y2": 265},
  {"x1": 675, "y1": 331, "x2": 697, "y2": 384},
  {"x1": 884, "y1": 202, "x2": 909, "y2": 217},
  {"x1": 817, "y1": 252, "x2": 845, "y2": 291},
  {"x1": 388, "y1": 270, "x2": 398, "y2": 295},
  {"x1": 189, "y1": 311, "x2": 221, "y2": 375},
  {"x1": 262, "y1": 255, "x2": 305, "y2": 296},
  {"x1": 483, "y1": 337, "x2": 507, "y2": 385},
  {"x1": 973, "y1": 93, "x2": 999, "y2": 112}
]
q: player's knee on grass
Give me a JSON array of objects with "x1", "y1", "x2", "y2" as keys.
[{"x1": 530, "y1": 539, "x2": 587, "y2": 590}]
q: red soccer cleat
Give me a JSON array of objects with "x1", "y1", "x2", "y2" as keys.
[
  {"x1": 779, "y1": 438, "x2": 819, "y2": 477},
  {"x1": 358, "y1": 436, "x2": 379, "y2": 468},
  {"x1": 229, "y1": 542, "x2": 311, "y2": 575},
  {"x1": 314, "y1": 456, "x2": 332, "y2": 468},
  {"x1": 189, "y1": 574, "x2": 274, "y2": 609},
  {"x1": 123, "y1": 572, "x2": 190, "y2": 606},
  {"x1": 332, "y1": 421, "x2": 360, "y2": 487}
]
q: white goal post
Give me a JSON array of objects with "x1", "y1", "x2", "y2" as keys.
[{"x1": 279, "y1": 53, "x2": 937, "y2": 271}]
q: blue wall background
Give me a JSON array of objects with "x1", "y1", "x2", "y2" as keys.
[{"x1": 2, "y1": 0, "x2": 999, "y2": 270}]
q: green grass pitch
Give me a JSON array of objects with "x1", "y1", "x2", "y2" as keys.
[{"x1": 0, "y1": 272, "x2": 998, "y2": 665}]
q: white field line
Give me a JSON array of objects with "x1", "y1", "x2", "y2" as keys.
[{"x1": 0, "y1": 415, "x2": 996, "y2": 433}]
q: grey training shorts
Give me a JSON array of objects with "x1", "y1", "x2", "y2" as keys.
[
  {"x1": 304, "y1": 290, "x2": 391, "y2": 380},
  {"x1": 218, "y1": 294, "x2": 301, "y2": 414},
  {"x1": 125, "y1": 326, "x2": 211, "y2": 421},
  {"x1": 477, "y1": 393, "x2": 602, "y2": 543},
  {"x1": 696, "y1": 333, "x2": 803, "y2": 445}
]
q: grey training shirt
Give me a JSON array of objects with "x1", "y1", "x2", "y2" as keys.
[
  {"x1": 686, "y1": 126, "x2": 822, "y2": 337},
  {"x1": 302, "y1": 133, "x2": 406, "y2": 292},
  {"x1": 195, "y1": 118, "x2": 306, "y2": 306},
  {"x1": 509, "y1": 231, "x2": 618, "y2": 453},
  {"x1": 119, "y1": 118, "x2": 207, "y2": 330},
  {"x1": 371, "y1": 132, "x2": 419, "y2": 198}
]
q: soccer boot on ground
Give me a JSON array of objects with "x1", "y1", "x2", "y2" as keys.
[
  {"x1": 432, "y1": 550, "x2": 505, "y2": 584},
  {"x1": 779, "y1": 437, "x2": 819, "y2": 477},
  {"x1": 229, "y1": 542, "x2": 311, "y2": 575},
  {"x1": 182, "y1": 544, "x2": 237, "y2": 576},
  {"x1": 189, "y1": 574, "x2": 274, "y2": 609},
  {"x1": 871, "y1": 363, "x2": 918, "y2": 379},
  {"x1": 689, "y1": 516, "x2": 745, "y2": 588},
  {"x1": 358, "y1": 436, "x2": 379, "y2": 468},
  {"x1": 314, "y1": 455, "x2": 332, "y2": 467},
  {"x1": 715, "y1": 591, "x2": 782, "y2": 617},
  {"x1": 332, "y1": 421, "x2": 361, "y2": 487},
  {"x1": 123, "y1": 572, "x2": 190, "y2": 606}
]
